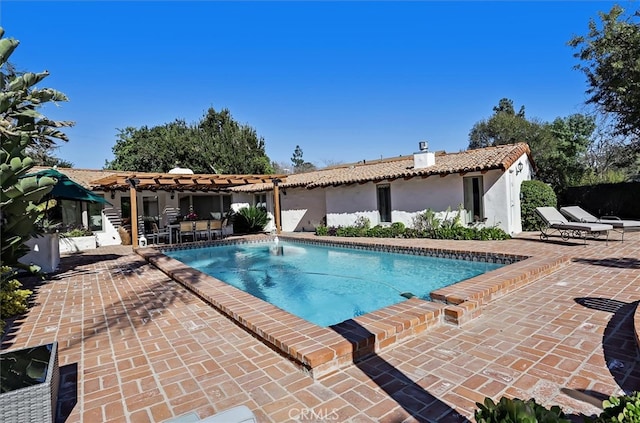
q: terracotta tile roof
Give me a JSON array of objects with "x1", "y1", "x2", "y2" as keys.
[
  {"x1": 30, "y1": 167, "x2": 287, "y2": 191},
  {"x1": 30, "y1": 166, "x2": 124, "y2": 189},
  {"x1": 233, "y1": 143, "x2": 532, "y2": 192}
]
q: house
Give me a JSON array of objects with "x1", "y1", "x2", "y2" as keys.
[
  {"x1": 30, "y1": 167, "x2": 286, "y2": 247},
  {"x1": 32, "y1": 142, "x2": 533, "y2": 248},
  {"x1": 232, "y1": 142, "x2": 534, "y2": 235}
]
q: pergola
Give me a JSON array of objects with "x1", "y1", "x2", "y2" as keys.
[{"x1": 90, "y1": 172, "x2": 287, "y2": 246}]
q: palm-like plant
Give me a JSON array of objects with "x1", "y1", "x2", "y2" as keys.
[
  {"x1": 233, "y1": 206, "x2": 271, "y2": 234},
  {"x1": 0, "y1": 27, "x2": 73, "y2": 327}
]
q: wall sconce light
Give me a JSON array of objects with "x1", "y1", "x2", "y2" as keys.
[
  {"x1": 516, "y1": 161, "x2": 524, "y2": 175},
  {"x1": 282, "y1": 190, "x2": 287, "y2": 196},
  {"x1": 125, "y1": 177, "x2": 140, "y2": 188},
  {"x1": 110, "y1": 190, "x2": 116, "y2": 199},
  {"x1": 170, "y1": 190, "x2": 175, "y2": 200}
]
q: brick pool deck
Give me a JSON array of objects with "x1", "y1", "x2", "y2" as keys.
[{"x1": 1, "y1": 231, "x2": 639, "y2": 422}]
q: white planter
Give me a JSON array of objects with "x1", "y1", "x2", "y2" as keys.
[
  {"x1": 59, "y1": 235, "x2": 97, "y2": 253},
  {"x1": 20, "y1": 233, "x2": 60, "y2": 273}
]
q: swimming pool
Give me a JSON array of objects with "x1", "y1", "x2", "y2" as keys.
[{"x1": 166, "y1": 240, "x2": 504, "y2": 327}]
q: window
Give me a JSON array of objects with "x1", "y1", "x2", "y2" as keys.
[
  {"x1": 48, "y1": 199, "x2": 83, "y2": 230},
  {"x1": 377, "y1": 185, "x2": 391, "y2": 223},
  {"x1": 180, "y1": 194, "x2": 232, "y2": 219},
  {"x1": 121, "y1": 197, "x2": 131, "y2": 221},
  {"x1": 88, "y1": 199, "x2": 105, "y2": 231},
  {"x1": 254, "y1": 193, "x2": 267, "y2": 210},
  {"x1": 463, "y1": 176, "x2": 484, "y2": 221},
  {"x1": 142, "y1": 196, "x2": 160, "y2": 232}
]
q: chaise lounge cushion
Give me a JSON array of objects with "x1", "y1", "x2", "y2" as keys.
[{"x1": 560, "y1": 206, "x2": 640, "y2": 229}]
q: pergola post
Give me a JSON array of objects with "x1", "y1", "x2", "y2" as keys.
[
  {"x1": 273, "y1": 179, "x2": 281, "y2": 234},
  {"x1": 126, "y1": 178, "x2": 140, "y2": 247}
]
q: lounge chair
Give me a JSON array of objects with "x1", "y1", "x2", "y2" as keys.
[
  {"x1": 560, "y1": 205, "x2": 640, "y2": 242},
  {"x1": 535, "y1": 207, "x2": 614, "y2": 245}
]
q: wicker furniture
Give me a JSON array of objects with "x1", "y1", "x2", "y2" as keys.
[{"x1": 0, "y1": 342, "x2": 59, "y2": 423}]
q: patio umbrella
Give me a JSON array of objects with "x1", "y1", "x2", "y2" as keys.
[{"x1": 24, "y1": 169, "x2": 112, "y2": 205}]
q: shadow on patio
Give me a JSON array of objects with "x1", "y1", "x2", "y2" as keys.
[
  {"x1": 333, "y1": 321, "x2": 471, "y2": 422},
  {"x1": 574, "y1": 297, "x2": 640, "y2": 395}
]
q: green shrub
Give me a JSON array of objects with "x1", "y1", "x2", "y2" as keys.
[
  {"x1": 589, "y1": 391, "x2": 640, "y2": 423},
  {"x1": 233, "y1": 206, "x2": 271, "y2": 233},
  {"x1": 0, "y1": 267, "x2": 32, "y2": 319},
  {"x1": 413, "y1": 209, "x2": 441, "y2": 231},
  {"x1": 365, "y1": 225, "x2": 394, "y2": 238},
  {"x1": 390, "y1": 222, "x2": 405, "y2": 234},
  {"x1": 315, "y1": 225, "x2": 329, "y2": 236},
  {"x1": 353, "y1": 216, "x2": 371, "y2": 229},
  {"x1": 61, "y1": 227, "x2": 93, "y2": 237},
  {"x1": 476, "y1": 226, "x2": 511, "y2": 240},
  {"x1": 335, "y1": 226, "x2": 367, "y2": 237},
  {"x1": 521, "y1": 180, "x2": 558, "y2": 231},
  {"x1": 475, "y1": 397, "x2": 571, "y2": 423}
]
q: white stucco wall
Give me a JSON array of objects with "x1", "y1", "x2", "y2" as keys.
[
  {"x1": 326, "y1": 184, "x2": 379, "y2": 227},
  {"x1": 316, "y1": 155, "x2": 532, "y2": 234},
  {"x1": 280, "y1": 188, "x2": 326, "y2": 232},
  {"x1": 390, "y1": 174, "x2": 465, "y2": 227}
]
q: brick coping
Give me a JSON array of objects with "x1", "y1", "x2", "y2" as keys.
[{"x1": 137, "y1": 236, "x2": 570, "y2": 379}]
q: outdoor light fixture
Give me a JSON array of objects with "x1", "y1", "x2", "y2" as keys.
[
  {"x1": 170, "y1": 190, "x2": 175, "y2": 200},
  {"x1": 516, "y1": 161, "x2": 524, "y2": 175},
  {"x1": 125, "y1": 177, "x2": 140, "y2": 188},
  {"x1": 110, "y1": 190, "x2": 116, "y2": 199}
]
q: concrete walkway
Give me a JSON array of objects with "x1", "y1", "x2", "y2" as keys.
[{"x1": 1, "y1": 231, "x2": 638, "y2": 422}]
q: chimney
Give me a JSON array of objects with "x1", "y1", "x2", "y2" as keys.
[{"x1": 414, "y1": 141, "x2": 435, "y2": 169}]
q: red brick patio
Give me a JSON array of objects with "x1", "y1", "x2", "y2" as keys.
[{"x1": 1, "y1": 231, "x2": 638, "y2": 422}]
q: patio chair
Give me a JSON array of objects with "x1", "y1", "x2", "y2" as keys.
[
  {"x1": 194, "y1": 220, "x2": 210, "y2": 241},
  {"x1": 150, "y1": 222, "x2": 170, "y2": 244},
  {"x1": 221, "y1": 218, "x2": 233, "y2": 238},
  {"x1": 209, "y1": 219, "x2": 223, "y2": 240},
  {"x1": 535, "y1": 207, "x2": 613, "y2": 245},
  {"x1": 179, "y1": 221, "x2": 195, "y2": 243},
  {"x1": 560, "y1": 205, "x2": 640, "y2": 242}
]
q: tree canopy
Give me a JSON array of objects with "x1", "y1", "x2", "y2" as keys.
[
  {"x1": 468, "y1": 98, "x2": 595, "y2": 192},
  {"x1": 106, "y1": 107, "x2": 274, "y2": 174},
  {"x1": 290, "y1": 144, "x2": 316, "y2": 173},
  {"x1": 569, "y1": 5, "x2": 640, "y2": 140}
]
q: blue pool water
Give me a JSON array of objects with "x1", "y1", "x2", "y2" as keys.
[{"x1": 166, "y1": 241, "x2": 504, "y2": 327}]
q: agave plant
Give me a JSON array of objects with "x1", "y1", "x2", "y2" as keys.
[{"x1": 233, "y1": 206, "x2": 270, "y2": 234}]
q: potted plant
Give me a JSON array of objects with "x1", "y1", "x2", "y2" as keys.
[{"x1": 59, "y1": 226, "x2": 97, "y2": 253}]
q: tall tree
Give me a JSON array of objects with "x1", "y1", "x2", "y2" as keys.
[
  {"x1": 291, "y1": 145, "x2": 304, "y2": 169},
  {"x1": 106, "y1": 107, "x2": 274, "y2": 174},
  {"x1": 468, "y1": 99, "x2": 596, "y2": 192},
  {"x1": 25, "y1": 142, "x2": 74, "y2": 168},
  {"x1": 569, "y1": 5, "x2": 640, "y2": 140},
  {"x1": 542, "y1": 114, "x2": 596, "y2": 189},
  {"x1": 290, "y1": 145, "x2": 316, "y2": 173},
  {"x1": 468, "y1": 98, "x2": 536, "y2": 149}
]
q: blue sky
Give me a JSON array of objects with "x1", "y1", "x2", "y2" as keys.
[{"x1": 1, "y1": 1, "x2": 626, "y2": 171}]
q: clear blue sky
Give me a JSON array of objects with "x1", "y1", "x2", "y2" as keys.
[{"x1": 0, "y1": 1, "x2": 626, "y2": 170}]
